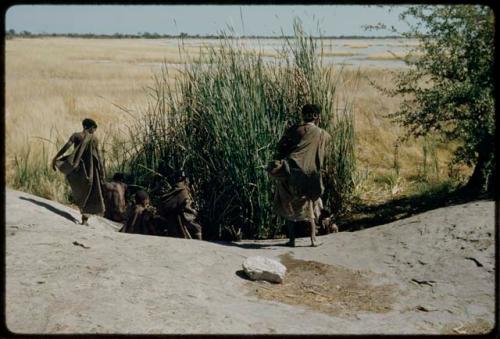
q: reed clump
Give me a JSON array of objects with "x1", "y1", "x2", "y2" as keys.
[
  {"x1": 121, "y1": 22, "x2": 357, "y2": 240},
  {"x1": 8, "y1": 137, "x2": 71, "y2": 203}
]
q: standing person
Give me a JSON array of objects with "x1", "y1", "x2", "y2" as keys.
[
  {"x1": 160, "y1": 171, "x2": 202, "y2": 240},
  {"x1": 103, "y1": 172, "x2": 128, "y2": 222},
  {"x1": 268, "y1": 104, "x2": 331, "y2": 247},
  {"x1": 52, "y1": 118, "x2": 105, "y2": 225}
]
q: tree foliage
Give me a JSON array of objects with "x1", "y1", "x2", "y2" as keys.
[{"x1": 387, "y1": 5, "x2": 495, "y2": 193}]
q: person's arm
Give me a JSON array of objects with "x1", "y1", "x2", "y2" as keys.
[
  {"x1": 276, "y1": 132, "x2": 290, "y2": 157},
  {"x1": 52, "y1": 136, "x2": 74, "y2": 171},
  {"x1": 184, "y1": 199, "x2": 198, "y2": 216},
  {"x1": 276, "y1": 125, "x2": 296, "y2": 158},
  {"x1": 182, "y1": 188, "x2": 198, "y2": 216}
]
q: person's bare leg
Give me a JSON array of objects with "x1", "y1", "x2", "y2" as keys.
[
  {"x1": 81, "y1": 214, "x2": 89, "y2": 226},
  {"x1": 285, "y1": 221, "x2": 295, "y2": 247},
  {"x1": 309, "y1": 219, "x2": 321, "y2": 247},
  {"x1": 190, "y1": 222, "x2": 202, "y2": 240}
]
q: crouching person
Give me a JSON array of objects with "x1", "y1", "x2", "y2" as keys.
[
  {"x1": 120, "y1": 190, "x2": 157, "y2": 235},
  {"x1": 103, "y1": 173, "x2": 128, "y2": 222},
  {"x1": 315, "y1": 199, "x2": 339, "y2": 235},
  {"x1": 160, "y1": 171, "x2": 202, "y2": 240}
]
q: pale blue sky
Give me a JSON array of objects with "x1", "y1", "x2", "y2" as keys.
[{"x1": 5, "y1": 5, "x2": 411, "y2": 36}]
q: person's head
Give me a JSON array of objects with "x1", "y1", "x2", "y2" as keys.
[
  {"x1": 135, "y1": 190, "x2": 150, "y2": 206},
  {"x1": 112, "y1": 172, "x2": 125, "y2": 183},
  {"x1": 82, "y1": 118, "x2": 98, "y2": 133},
  {"x1": 173, "y1": 170, "x2": 189, "y2": 184},
  {"x1": 301, "y1": 104, "x2": 321, "y2": 124}
]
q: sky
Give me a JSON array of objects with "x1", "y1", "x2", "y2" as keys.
[{"x1": 5, "y1": 5, "x2": 412, "y2": 36}]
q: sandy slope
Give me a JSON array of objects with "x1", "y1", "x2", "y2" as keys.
[{"x1": 5, "y1": 188, "x2": 496, "y2": 334}]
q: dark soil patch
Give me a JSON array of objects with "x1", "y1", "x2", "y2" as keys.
[{"x1": 249, "y1": 253, "x2": 398, "y2": 318}]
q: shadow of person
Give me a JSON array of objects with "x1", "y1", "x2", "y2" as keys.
[{"x1": 19, "y1": 197, "x2": 79, "y2": 224}]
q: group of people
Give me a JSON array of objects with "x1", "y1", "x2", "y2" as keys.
[
  {"x1": 51, "y1": 118, "x2": 202, "y2": 240},
  {"x1": 52, "y1": 103, "x2": 337, "y2": 246}
]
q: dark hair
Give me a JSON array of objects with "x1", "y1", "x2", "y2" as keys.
[
  {"x1": 82, "y1": 118, "x2": 98, "y2": 130},
  {"x1": 135, "y1": 190, "x2": 149, "y2": 204},
  {"x1": 112, "y1": 172, "x2": 125, "y2": 182},
  {"x1": 173, "y1": 170, "x2": 188, "y2": 183},
  {"x1": 301, "y1": 104, "x2": 321, "y2": 121}
]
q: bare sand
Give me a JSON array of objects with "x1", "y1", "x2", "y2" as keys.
[{"x1": 5, "y1": 188, "x2": 495, "y2": 334}]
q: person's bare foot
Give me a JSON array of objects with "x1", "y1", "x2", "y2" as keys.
[{"x1": 311, "y1": 241, "x2": 323, "y2": 247}]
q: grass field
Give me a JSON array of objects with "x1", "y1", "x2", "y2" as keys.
[{"x1": 5, "y1": 37, "x2": 467, "y2": 207}]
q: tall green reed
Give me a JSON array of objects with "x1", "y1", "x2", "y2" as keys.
[{"x1": 123, "y1": 21, "x2": 357, "y2": 240}]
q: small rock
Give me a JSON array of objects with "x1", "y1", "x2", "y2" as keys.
[
  {"x1": 416, "y1": 305, "x2": 430, "y2": 312},
  {"x1": 72, "y1": 241, "x2": 90, "y2": 249},
  {"x1": 242, "y1": 256, "x2": 286, "y2": 283}
]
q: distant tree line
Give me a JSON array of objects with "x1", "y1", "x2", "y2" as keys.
[{"x1": 5, "y1": 29, "x2": 404, "y2": 40}]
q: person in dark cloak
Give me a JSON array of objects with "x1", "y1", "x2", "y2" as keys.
[
  {"x1": 267, "y1": 104, "x2": 331, "y2": 247},
  {"x1": 52, "y1": 118, "x2": 105, "y2": 225},
  {"x1": 120, "y1": 190, "x2": 157, "y2": 235},
  {"x1": 159, "y1": 171, "x2": 202, "y2": 240}
]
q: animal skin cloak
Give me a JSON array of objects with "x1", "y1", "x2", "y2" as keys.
[
  {"x1": 56, "y1": 132, "x2": 105, "y2": 215},
  {"x1": 272, "y1": 123, "x2": 331, "y2": 222},
  {"x1": 160, "y1": 182, "x2": 200, "y2": 238}
]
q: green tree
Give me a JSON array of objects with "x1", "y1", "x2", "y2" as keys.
[{"x1": 388, "y1": 5, "x2": 495, "y2": 194}]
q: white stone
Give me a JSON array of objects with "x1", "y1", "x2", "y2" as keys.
[{"x1": 242, "y1": 256, "x2": 287, "y2": 283}]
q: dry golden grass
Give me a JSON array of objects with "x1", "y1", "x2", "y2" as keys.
[
  {"x1": 332, "y1": 66, "x2": 464, "y2": 202},
  {"x1": 5, "y1": 37, "x2": 458, "y2": 204}
]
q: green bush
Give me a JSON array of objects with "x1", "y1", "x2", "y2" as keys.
[
  {"x1": 389, "y1": 5, "x2": 495, "y2": 194},
  {"x1": 121, "y1": 21, "x2": 357, "y2": 240}
]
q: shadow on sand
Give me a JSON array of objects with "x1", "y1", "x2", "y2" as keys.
[
  {"x1": 19, "y1": 197, "x2": 79, "y2": 224},
  {"x1": 338, "y1": 186, "x2": 492, "y2": 232},
  {"x1": 235, "y1": 270, "x2": 253, "y2": 281},
  {"x1": 212, "y1": 239, "x2": 316, "y2": 249},
  {"x1": 211, "y1": 240, "x2": 289, "y2": 249}
]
